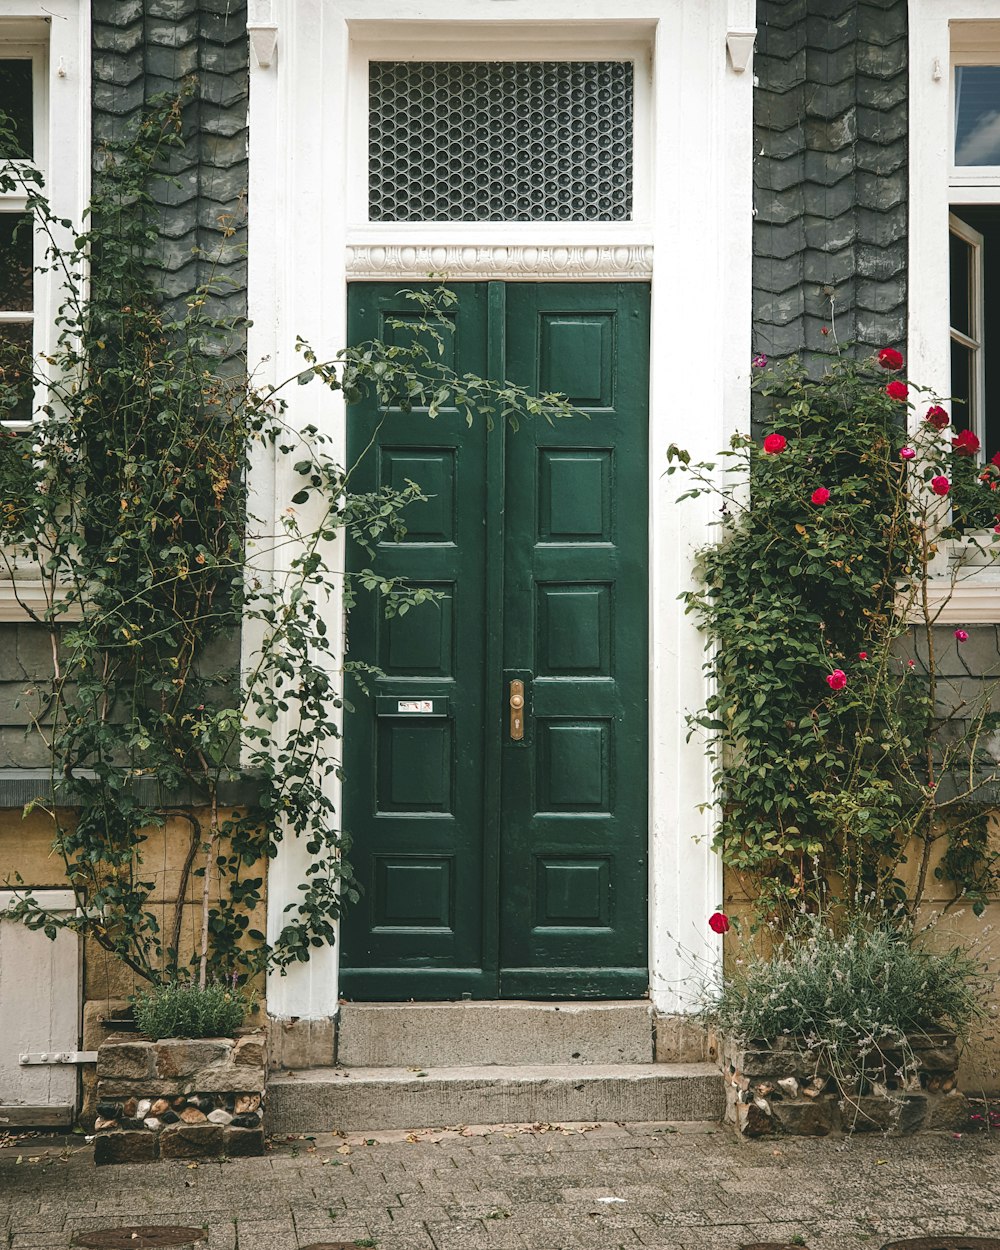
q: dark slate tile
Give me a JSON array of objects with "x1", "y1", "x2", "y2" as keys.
[
  {"x1": 801, "y1": 244, "x2": 859, "y2": 288},
  {"x1": 857, "y1": 3, "x2": 909, "y2": 44},
  {"x1": 754, "y1": 187, "x2": 805, "y2": 226},
  {"x1": 857, "y1": 101, "x2": 909, "y2": 143},
  {"x1": 856, "y1": 274, "x2": 907, "y2": 313},
  {"x1": 92, "y1": 0, "x2": 144, "y2": 23},
  {"x1": 799, "y1": 147, "x2": 855, "y2": 186},
  {"x1": 857, "y1": 204, "x2": 908, "y2": 248},
  {"x1": 803, "y1": 110, "x2": 859, "y2": 153}
]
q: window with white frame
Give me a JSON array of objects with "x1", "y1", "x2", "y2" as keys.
[
  {"x1": 0, "y1": 5, "x2": 88, "y2": 430},
  {"x1": 949, "y1": 21, "x2": 1000, "y2": 460},
  {"x1": 346, "y1": 27, "x2": 653, "y2": 233},
  {"x1": 0, "y1": 30, "x2": 44, "y2": 422}
]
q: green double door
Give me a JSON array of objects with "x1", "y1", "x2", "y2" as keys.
[{"x1": 341, "y1": 282, "x2": 649, "y2": 1000}]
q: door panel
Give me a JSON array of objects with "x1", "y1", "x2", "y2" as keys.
[
  {"x1": 341, "y1": 281, "x2": 648, "y2": 1001},
  {"x1": 341, "y1": 284, "x2": 495, "y2": 1000},
  {"x1": 499, "y1": 284, "x2": 649, "y2": 998}
]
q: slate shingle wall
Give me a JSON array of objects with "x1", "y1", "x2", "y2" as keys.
[
  {"x1": 92, "y1": 0, "x2": 249, "y2": 353},
  {"x1": 0, "y1": 5, "x2": 249, "y2": 770},
  {"x1": 753, "y1": 0, "x2": 908, "y2": 367}
]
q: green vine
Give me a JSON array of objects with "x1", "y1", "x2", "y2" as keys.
[
  {"x1": 669, "y1": 352, "x2": 1000, "y2": 924},
  {"x1": 0, "y1": 95, "x2": 574, "y2": 986}
]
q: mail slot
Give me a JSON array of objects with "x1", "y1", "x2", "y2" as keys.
[{"x1": 375, "y1": 696, "x2": 450, "y2": 717}]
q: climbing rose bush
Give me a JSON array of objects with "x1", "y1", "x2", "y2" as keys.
[{"x1": 667, "y1": 349, "x2": 1000, "y2": 923}]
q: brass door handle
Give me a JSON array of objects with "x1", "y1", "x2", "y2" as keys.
[{"x1": 509, "y1": 679, "x2": 525, "y2": 741}]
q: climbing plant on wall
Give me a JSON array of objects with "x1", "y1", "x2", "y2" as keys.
[
  {"x1": 0, "y1": 95, "x2": 574, "y2": 986},
  {"x1": 669, "y1": 351, "x2": 1000, "y2": 925}
]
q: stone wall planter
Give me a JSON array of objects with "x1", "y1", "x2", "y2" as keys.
[
  {"x1": 722, "y1": 1032, "x2": 970, "y2": 1137},
  {"x1": 93, "y1": 1031, "x2": 267, "y2": 1164}
]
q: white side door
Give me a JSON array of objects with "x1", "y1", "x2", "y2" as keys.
[{"x1": 0, "y1": 890, "x2": 81, "y2": 1127}]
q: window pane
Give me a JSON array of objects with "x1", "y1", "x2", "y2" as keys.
[
  {"x1": 0, "y1": 213, "x2": 32, "y2": 312},
  {"x1": 955, "y1": 65, "x2": 1000, "y2": 165},
  {"x1": 950, "y1": 230, "x2": 973, "y2": 338},
  {"x1": 369, "y1": 61, "x2": 634, "y2": 222},
  {"x1": 0, "y1": 321, "x2": 32, "y2": 421},
  {"x1": 951, "y1": 338, "x2": 973, "y2": 433},
  {"x1": 0, "y1": 59, "x2": 33, "y2": 158}
]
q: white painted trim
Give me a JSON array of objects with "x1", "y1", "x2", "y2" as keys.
[
  {"x1": 725, "y1": 29, "x2": 756, "y2": 73},
  {"x1": 0, "y1": 889, "x2": 75, "y2": 913},
  {"x1": 910, "y1": 0, "x2": 1000, "y2": 623},
  {"x1": 917, "y1": 572, "x2": 1000, "y2": 622},
  {"x1": 346, "y1": 242, "x2": 654, "y2": 281},
  {"x1": 347, "y1": 26, "x2": 655, "y2": 231},
  {"x1": 948, "y1": 210, "x2": 984, "y2": 445},
  {"x1": 0, "y1": 578, "x2": 81, "y2": 622},
  {"x1": 252, "y1": 0, "x2": 749, "y2": 1019},
  {"x1": 0, "y1": 1, "x2": 90, "y2": 614}
]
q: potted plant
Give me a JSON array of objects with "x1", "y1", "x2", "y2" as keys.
[
  {"x1": 707, "y1": 909, "x2": 982, "y2": 1136},
  {"x1": 93, "y1": 979, "x2": 266, "y2": 1165}
]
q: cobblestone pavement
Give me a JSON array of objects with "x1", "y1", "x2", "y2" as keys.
[{"x1": 3, "y1": 1121, "x2": 1000, "y2": 1250}]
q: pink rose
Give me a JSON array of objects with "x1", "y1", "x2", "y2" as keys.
[
  {"x1": 811, "y1": 487, "x2": 830, "y2": 505},
  {"x1": 931, "y1": 476, "x2": 950, "y2": 496},
  {"x1": 826, "y1": 669, "x2": 847, "y2": 691},
  {"x1": 899, "y1": 447, "x2": 915, "y2": 461},
  {"x1": 955, "y1": 629, "x2": 969, "y2": 642}
]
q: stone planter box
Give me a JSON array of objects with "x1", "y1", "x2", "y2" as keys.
[
  {"x1": 93, "y1": 1030, "x2": 267, "y2": 1164},
  {"x1": 722, "y1": 1031, "x2": 970, "y2": 1137}
]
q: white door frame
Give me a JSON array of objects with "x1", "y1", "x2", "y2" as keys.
[{"x1": 248, "y1": 0, "x2": 754, "y2": 1019}]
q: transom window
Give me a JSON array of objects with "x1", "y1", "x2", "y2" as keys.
[{"x1": 367, "y1": 60, "x2": 635, "y2": 223}]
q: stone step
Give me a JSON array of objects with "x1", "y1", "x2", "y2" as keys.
[
  {"x1": 336, "y1": 1000, "x2": 655, "y2": 1067},
  {"x1": 267, "y1": 1063, "x2": 725, "y2": 1134}
]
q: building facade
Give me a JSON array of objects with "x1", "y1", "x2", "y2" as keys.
[{"x1": 2, "y1": 0, "x2": 1000, "y2": 1125}]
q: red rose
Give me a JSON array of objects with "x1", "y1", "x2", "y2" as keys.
[
  {"x1": 826, "y1": 669, "x2": 847, "y2": 691},
  {"x1": 859, "y1": 652, "x2": 868, "y2": 660},
  {"x1": 991, "y1": 451, "x2": 1000, "y2": 467},
  {"x1": 878, "y1": 347, "x2": 904, "y2": 371},
  {"x1": 811, "y1": 487, "x2": 830, "y2": 505},
  {"x1": 763, "y1": 433, "x2": 787, "y2": 455},
  {"x1": 885, "y1": 381, "x2": 908, "y2": 401},
  {"x1": 952, "y1": 429, "x2": 981, "y2": 456},
  {"x1": 925, "y1": 405, "x2": 950, "y2": 429},
  {"x1": 708, "y1": 912, "x2": 730, "y2": 935},
  {"x1": 931, "y1": 475, "x2": 950, "y2": 496}
]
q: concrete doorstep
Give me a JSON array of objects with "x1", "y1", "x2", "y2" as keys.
[{"x1": 266, "y1": 1062, "x2": 726, "y2": 1134}]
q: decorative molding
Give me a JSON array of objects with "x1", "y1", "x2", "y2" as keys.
[
  {"x1": 913, "y1": 576, "x2": 1000, "y2": 624},
  {"x1": 726, "y1": 29, "x2": 757, "y2": 73},
  {"x1": 0, "y1": 580, "x2": 82, "y2": 623},
  {"x1": 248, "y1": 23, "x2": 278, "y2": 69},
  {"x1": 346, "y1": 242, "x2": 654, "y2": 280}
]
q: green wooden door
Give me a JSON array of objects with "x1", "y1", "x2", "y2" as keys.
[{"x1": 341, "y1": 282, "x2": 649, "y2": 1000}]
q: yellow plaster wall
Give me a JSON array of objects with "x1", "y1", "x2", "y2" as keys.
[{"x1": 0, "y1": 806, "x2": 267, "y2": 1006}]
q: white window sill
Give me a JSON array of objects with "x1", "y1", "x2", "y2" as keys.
[
  {"x1": 919, "y1": 537, "x2": 1000, "y2": 624},
  {"x1": 0, "y1": 569, "x2": 81, "y2": 623}
]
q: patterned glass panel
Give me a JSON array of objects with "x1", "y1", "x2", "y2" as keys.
[{"x1": 369, "y1": 61, "x2": 634, "y2": 222}]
